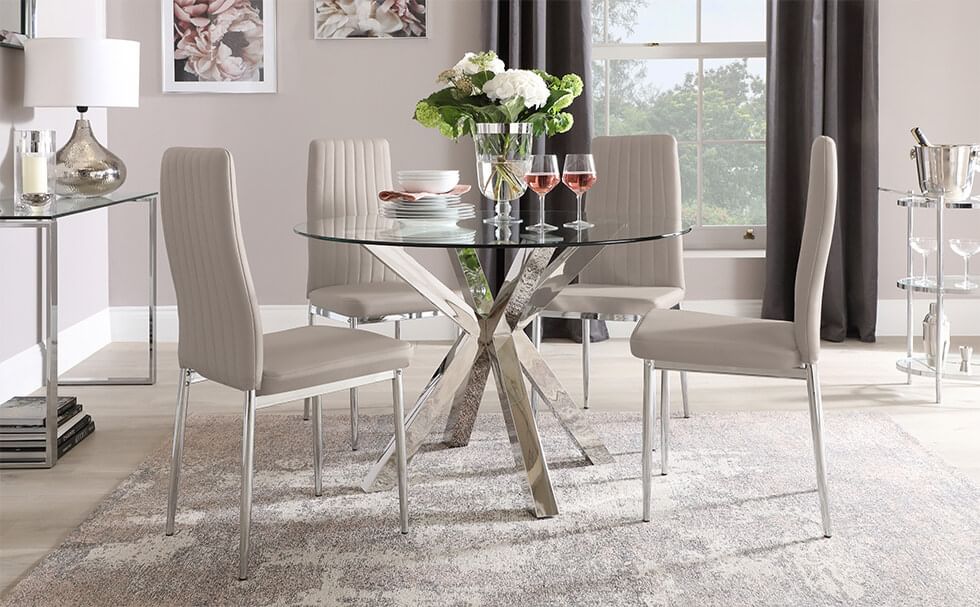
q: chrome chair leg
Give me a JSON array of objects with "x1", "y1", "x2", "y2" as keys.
[
  {"x1": 660, "y1": 369, "x2": 670, "y2": 475},
  {"x1": 392, "y1": 369, "x2": 409, "y2": 534},
  {"x1": 239, "y1": 390, "x2": 257, "y2": 580},
  {"x1": 349, "y1": 317, "x2": 360, "y2": 451},
  {"x1": 303, "y1": 310, "x2": 314, "y2": 422},
  {"x1": 805, "y1": 363, "x2": 833, "y2": 538},
  {"x1": 582, "y1": 318, "x2": 590, "y2": 409},
  {"x1": 165, "y1": 368, "x2": 192, "y2": 536},
  {"x1": 641, "y1": 360, "x2": 656, "y2": 522},
  {"x1": 312, "y1": 395, "x2": 323, "y2": 497},
  {"x1": 680, "y1": 371, "x2": 690, "y2": 418}
]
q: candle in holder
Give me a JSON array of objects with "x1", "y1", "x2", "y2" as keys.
[{"x1": 14, "y1": 130, "x2": 56, "y2": 209}]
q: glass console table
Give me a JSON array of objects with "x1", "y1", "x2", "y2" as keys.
[
  {"x1": 296, "y1": 211, "x2": 690, "y2": 517},
  {"x1": 0, "y1": 192, "x2": 158, "y2": 468}
]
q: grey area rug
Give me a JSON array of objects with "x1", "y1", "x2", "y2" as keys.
[{"x1": 3, "y1": 410, "x2": 979, "y2": 606}]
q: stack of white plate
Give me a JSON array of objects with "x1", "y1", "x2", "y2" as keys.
[
  {"x1": 379, "y1": 223, "x2": 477, "y2": 244},
  {"x1": 397, "y1": 170, "x2": 460, "y2": 194},
  {"x1": 380, "y1": 193, "x2": 475, "y2": 225}
]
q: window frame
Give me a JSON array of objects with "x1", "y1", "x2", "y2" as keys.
[{"x1": 592, "y1": 1, "x2": 768, "y2": 250}]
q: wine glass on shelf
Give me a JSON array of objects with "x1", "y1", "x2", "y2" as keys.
[
  {"x1": 949, "y1": 238, "x2": 980, "y2": 289},
  {"x1": 525, "y1": 155, "x2": 560, "y2": 233},
  {"x1": 562, "y1": 154, "x2": 597, "y2": 230},
  {"x1": 908, "y1": 236, "x2": 938, "y2": 287}
]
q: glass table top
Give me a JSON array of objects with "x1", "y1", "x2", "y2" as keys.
[
  {"x1": 0, "y1": 192, "x2": 157, "y2": 220},
  {"x1": 295, "y1": 210, "x2": 691, "y2": 248}
]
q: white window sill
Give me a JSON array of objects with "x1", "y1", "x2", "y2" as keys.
[{"x1": 684, "y1": 249, "x2": 766, "y2": 260}]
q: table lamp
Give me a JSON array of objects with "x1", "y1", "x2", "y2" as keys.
[{"x1": 24, "y1": 37, "x2": 140, "y2": 198}]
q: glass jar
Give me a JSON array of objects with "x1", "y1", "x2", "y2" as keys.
[{"x1": 14, "y1": 130, "x2": 56, "y2": 209}]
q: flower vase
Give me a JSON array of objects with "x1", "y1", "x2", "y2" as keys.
[{"x1": 473, "y1": 123, "x2": 532, "y2": 225}]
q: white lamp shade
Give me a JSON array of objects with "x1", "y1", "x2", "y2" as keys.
[{"x1": 24, "y1": 38, "x2": 140, "y2": 109}]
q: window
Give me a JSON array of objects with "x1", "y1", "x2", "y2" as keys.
[{"x1": 591, "y1": 0, "x2": 767, "y2": 248}]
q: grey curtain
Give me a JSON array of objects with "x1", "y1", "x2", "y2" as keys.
[
  {"x1": 762, "y1": 0, "x2": 879, "y2": 342},
  {"x1": 483, "y1": 0, "x2": 607, "y2": 342}
]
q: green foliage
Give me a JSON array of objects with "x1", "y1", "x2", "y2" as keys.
[{"x1": 413, "y1": 54, "x2": 583, "y2": 140}]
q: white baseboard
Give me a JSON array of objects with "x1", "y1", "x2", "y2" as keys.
[{"x1": 0, "y1": 309, "x2": 112, "y2": 404}]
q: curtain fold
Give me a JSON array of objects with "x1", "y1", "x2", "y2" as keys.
[
  {"x1": 763, "y1": 0, "x2": 879, "y2": 342},
  {"x1": 484, "y1": 0, "x2": 607, "y2": 342}
]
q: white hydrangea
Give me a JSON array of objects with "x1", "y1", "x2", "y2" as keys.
[
  {"x1": 482, "y1": 70, "x2": 550, "y2": 109},
  {"x1": 453, "y1": 51, "x2": 505, "y2": 75}
]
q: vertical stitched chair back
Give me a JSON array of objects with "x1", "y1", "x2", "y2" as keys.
[
  {"x1": 793, "y1": 136, "x2": 839, "y2": 364},
  {"x1": 579, "y1": 134, "x2": 685, "y2": 291},
  {"x1": 160, "y1": 147, "x2": 263, "y2": 391},
  {"x1": 306, "y1": 138, "x2": 397, "y2": 295}
]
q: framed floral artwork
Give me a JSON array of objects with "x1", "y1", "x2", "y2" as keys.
[
  {"x1": 313, "y1": 0, "x2": 427, "y2": 39},
  {"x1": 163, "y1": 0, "x2": 277, "y2": 94}
]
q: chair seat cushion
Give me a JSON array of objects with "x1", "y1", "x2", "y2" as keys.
[
  {"x1": 630, "y1": 309, "x2": 801, "y2": 371},
  {"x1": 309, "y1": 282, "x2": 437, "y2": 318},
  {"x1": 258, "y1": 326, "x2": 413, "y2": 396},
  {"x1": 545, "y1": 285, "x2": 685, "y2": 318}
]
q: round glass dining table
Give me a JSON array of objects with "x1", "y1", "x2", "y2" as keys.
[{"x1": 295, "y1": 210, "x2": 691, "y2": 518}]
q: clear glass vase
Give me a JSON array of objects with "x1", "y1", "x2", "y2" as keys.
[{"x1": 473, "y1": 123, "x2": 533, "y2": 225}]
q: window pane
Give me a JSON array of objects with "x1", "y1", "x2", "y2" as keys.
[
  {"x1": 701, "y1": 0, "x2": 766, "y2": 42},
  {"x1": 607, "y1": 0, "x2": 696, "y2": 44},
  {"x1": 606, "y1": 59, "x2": 698, "y2": 141},
  {"x1": 702, "y1": 143, "x2": 766, "y2": 225},
  {"x1": 679, "y1": 143, "x2": 698, "y2": 226},
  {"x1": 702, "y1": 58, "x2": 766, "y2": 141},
  {"x1": 591, "y1": 60, "x2": 608, "y2": 137},
  {"x1": 591, "y1": 0, "x2": 605, "y2": 43}
]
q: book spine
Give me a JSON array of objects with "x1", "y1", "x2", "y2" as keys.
[{"x1": 57, "y1": 420, "x2": 95, "y2": 458}]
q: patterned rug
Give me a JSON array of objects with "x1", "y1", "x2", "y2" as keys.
[{"x1": 3, "y1": 410, "x2": 978, "y2": 606}]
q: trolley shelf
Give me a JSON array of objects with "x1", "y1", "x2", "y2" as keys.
[
  {"x1": 896, "y1": 276, "x2": 978, "y2": 295},
  {"x1": 896, "y1": 357, "x2": 980, "y2": 383}
]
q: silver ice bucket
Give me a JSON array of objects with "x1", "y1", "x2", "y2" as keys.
[{"x1": 910, "y1": 144, "x2": 980, "y2": 201}]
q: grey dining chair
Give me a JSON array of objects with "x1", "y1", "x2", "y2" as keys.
[
  {"x1": 535, "y1": 134, "x2": 689, "y2": 413},
  {"x1": 305, "y1": 138, "x2": 444, "y2": 451},
  {"x1": 632, "y1": 136, "x2": 838, "y2": 537},
  {"x1": 160, "y1": 147, "x2": 413, "y2": 580}
]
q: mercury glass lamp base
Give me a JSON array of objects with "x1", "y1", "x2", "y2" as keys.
[{"x1": 563, "y1": 219, "x2": 594, "y2": 230}]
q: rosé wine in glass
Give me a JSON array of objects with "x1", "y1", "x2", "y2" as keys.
[
  {"x1": 525, "y1": 155, "x2": 560, "y2": 233},
  {"x1": 562, "y1": 154, "x2": 597, "y2": 230}
]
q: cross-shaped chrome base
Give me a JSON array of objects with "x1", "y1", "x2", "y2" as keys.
[{"x1": 360, "y1": 243, "x2": 615, "y2": 517}]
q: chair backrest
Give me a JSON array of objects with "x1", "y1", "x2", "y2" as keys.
[
  {"x1": 160, "y1": 148, "x2": 263, "y2": 391},
  {"x1": 793, "y1": 136, "x2": 839, "y2": 364},
  {"x1": 306, "y1": 138, "x2": 397, "y2": 295},
  {"x1": 579, "y1": 134, "x2": 685, "y2": 291}
]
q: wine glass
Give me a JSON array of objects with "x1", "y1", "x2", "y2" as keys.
[
  {"x1": 525, "y1": 155, "x2": 560, "y2": 233},
  {"x1": 949, "y1": 238, "x2": 980, "y2": 289},
  {"x1": 908, "y1": 236, "x2": 938, "y2": 287},
  {"x1": 562, "y1": 154, "x2": 597, "y2": 230}
]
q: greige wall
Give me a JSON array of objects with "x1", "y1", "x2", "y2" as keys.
[
  {"x1": 878, "y1": 0, "x2": 980, "y2": 303},
  {"x1": 0, "y1": 0, "x2": 109, "y2": 362},
  {"x1": 107, "y1": 0, "x2": 483, "y2": 307}
]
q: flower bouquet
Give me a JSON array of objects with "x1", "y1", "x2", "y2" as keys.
[{"x1": 413, "y1": 52, "x2": 584, "y2": 225}]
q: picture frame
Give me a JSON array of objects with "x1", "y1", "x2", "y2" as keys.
[
  {"x1": 313, "y1": 0, "x2": 427, "y2": 40},
  {"x1": 162, "y1": 0, "x2": 277, "y2": 94}
]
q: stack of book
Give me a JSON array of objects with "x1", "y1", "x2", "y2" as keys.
[{"x1": 0, "y1": 396, "x2": 95, "y2": 464}]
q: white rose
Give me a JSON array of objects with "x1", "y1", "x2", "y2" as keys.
[{"x1": 482, "y1": 69, "x2": 550, "y2": 109}]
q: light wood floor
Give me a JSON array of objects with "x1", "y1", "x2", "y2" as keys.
[{"x1": 1, "y1": 336, "x2": 978, "y2": 595}]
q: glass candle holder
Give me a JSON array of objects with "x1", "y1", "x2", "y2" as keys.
[{"x1": 14, "y1": 130, "x2": 56, "y2": 209}]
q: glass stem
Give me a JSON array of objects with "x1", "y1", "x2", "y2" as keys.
[
  {"x1": 576, "y1": 193, "x2": 583, "y2": 224},
  {"x1": 538, "y1": 193, "x2": 546, "y2": 225},
  {"x1": 966, "y1": 256, "x2": 972, "y2": 284}
]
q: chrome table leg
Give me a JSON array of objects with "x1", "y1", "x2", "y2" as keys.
[{"x1": 442, "y1": 346, "x2": 492, "y2": 447}]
